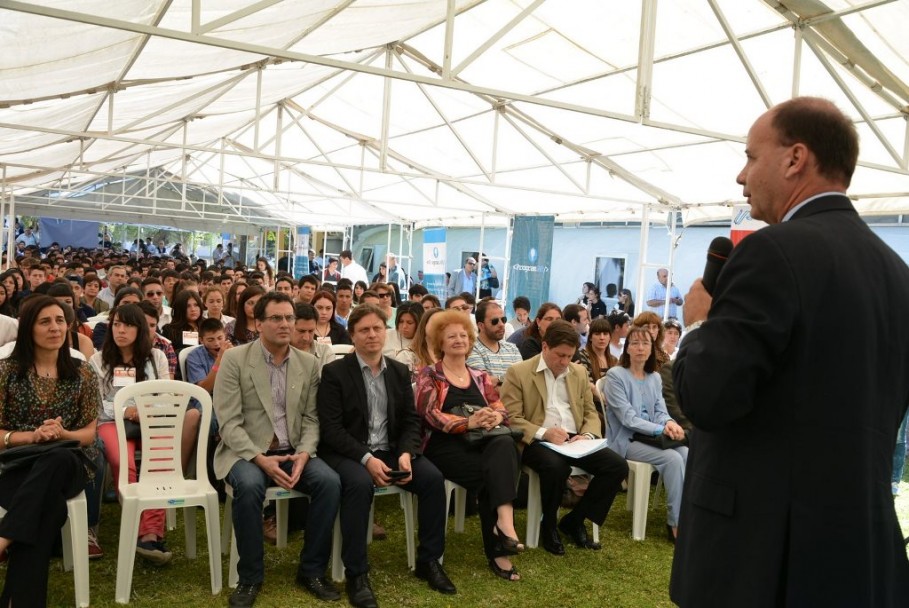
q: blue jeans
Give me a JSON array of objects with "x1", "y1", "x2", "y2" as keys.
[
  {"x1": 226, "y1": 457, "x2": 340, "y2": 584},
  {"x1": 892, "y1": 408, "x2": 909, "y2": 494}
]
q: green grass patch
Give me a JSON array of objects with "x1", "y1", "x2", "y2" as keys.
[{"x1": 38, "y1": 487, "x2": 679, "y2": 607}]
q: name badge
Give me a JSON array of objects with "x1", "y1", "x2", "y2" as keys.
[
  {"x1": 183, "y1": 331, "x2": 199, "y2": 346},
  {"x1": 113, "y1": 366, "x2": 136, "y2": 387},
  {"x1": 316, "y1": 336, "x2": 333, "y2": 346}
]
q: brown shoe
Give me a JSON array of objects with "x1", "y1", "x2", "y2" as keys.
[
  {"x1": 263, "y1": 515, "x2": 277, "y2": 546},
  {"x1": 372, "y1": 521, "x2": 386, "y2": 541}
]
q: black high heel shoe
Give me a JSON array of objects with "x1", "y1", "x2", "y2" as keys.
[
  {"x1": 489, "y1": 558, "x2": 520, "y2": 581},
  {"x1": 493, "y1": 524, "x2": 525, "y2": 555}
]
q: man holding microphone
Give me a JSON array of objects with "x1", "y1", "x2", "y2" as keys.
[{"x1": 671, "y1": 97, "x2": 909, "y2": 607}]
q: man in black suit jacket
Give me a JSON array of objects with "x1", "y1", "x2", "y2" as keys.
[
  {"x1": 317, "y1": 304, "x2": 455, "y2": 608},
  {"x1": 671, "y1": 97, "x2": 909, "y2": 607}
]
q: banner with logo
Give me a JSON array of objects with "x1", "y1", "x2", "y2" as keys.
[
  {"x1": 294, "y1": 226, "x2": 311, "y2": 279},
  {"x1": 508, "y1": 216, "x2": 554, "y2": 316},
  {"x1": 422, "y1": 227, "x2": 447, "y2": 299},
  {"x1": 730, "y1": 205, "x2": 767, "y2": 245}
]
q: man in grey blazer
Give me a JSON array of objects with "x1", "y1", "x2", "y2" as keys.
[{"x1": 214, "y1": 292, "x2": 341, "y2": 608}]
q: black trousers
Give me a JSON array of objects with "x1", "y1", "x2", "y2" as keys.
[
  {"x1": 521, "y1": 440, "x2": 628, "y2": 528},
  {"x1": 424, "y1": 433, "x2": 519, "y2": 560},
  {"x1": 331, "y1": 451, "x2": 446, "y2": 577},
  {"x1": 0, "y1": 448, "x2": 87, "y2": 608}
]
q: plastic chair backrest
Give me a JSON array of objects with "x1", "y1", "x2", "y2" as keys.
[
  {"x1": 330, "y1": 344, "x2": 354, "y2": 356},
  {"x1": 595, "y1": 376, "x2": 610, "y2": 431},
  {"x1": 179, "y1": 344, "x2": 204, "y2": 381},
  {"x1": 113, "y1": 379, "x2": 212, "y2": 488}
]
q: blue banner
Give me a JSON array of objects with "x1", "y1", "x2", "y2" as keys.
[
  {"x1": 38, "y1": 218, "x2": 100, "y2": 249},
  {"x1": 508, "y1": 216, "x2": 554, "y2": 316},
  {"x1": 422, "y1": 227, "x2": 447, "y2": 299},
  {"x1": 294, "y1": 226, "x2": 311, "y2": 279}
]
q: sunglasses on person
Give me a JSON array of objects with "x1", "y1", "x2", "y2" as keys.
[{"x1": 485, "y1": 316, "x2": 507, "y2": 326}]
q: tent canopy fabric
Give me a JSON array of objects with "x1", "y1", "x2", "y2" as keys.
[{"x1": 1, "y1": 0, "x2": 907, "y2": 230}]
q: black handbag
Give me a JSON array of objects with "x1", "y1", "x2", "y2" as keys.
[
  {"x1": 631, "y1": 432, "x2": 688, "y2": 450},
  {"x1": 450, "y1": 404, "x2": 522, "y2": 445},
  {"x1": 0, "y1": 439, "x2": 86, "y2": 475},
  {"x1": 123, "y1": 420, "x2": 142, "y2": 440}
]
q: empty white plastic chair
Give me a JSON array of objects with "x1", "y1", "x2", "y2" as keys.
[{"x1": 112, "y1": 380, "x2": 221, "y2": 604}]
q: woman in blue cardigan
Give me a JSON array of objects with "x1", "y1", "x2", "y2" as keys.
[{"x1": 605, "y1": 326, "x2": 687, "y2": 542}]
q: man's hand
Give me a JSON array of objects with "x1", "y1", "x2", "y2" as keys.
[
  {"x1": 395, "y1": 452, "x2": 413, "y2": 485},
  {"x1": 254, "y1": 454, "x2": 294, "y2": 489},
  {"x1": 542, "y1": 427, "x2": 569, "y2": 445},
  {"x1": 683, "y1": 279, "x2": 712, "y2": 327},
  {"x1": 568, "y1": 433, "x2": 589, "y2": 443},
  {"x1": 287, "y1": 452, "x2": 310, "y2": 487},
  {"x1": 365, "y1": 456, "x2": 392, "y2": 487}
]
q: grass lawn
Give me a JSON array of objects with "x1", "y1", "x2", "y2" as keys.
[
  {"x1": 37, "y1": 465, "x2": 909, "y2": 607},
  {"x1": 42, "y1": 485, "x2": 678, "y2": 608}
]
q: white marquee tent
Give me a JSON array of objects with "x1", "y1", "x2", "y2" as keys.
[{"x1": 1, "y1": 0, "x2": 908, "y2": 235}]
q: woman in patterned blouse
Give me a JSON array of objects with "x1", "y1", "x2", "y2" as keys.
[
  {"x1": 0, "y1": 295, "x2": 100, "y2": 607},
  {"x1": 414, "y1": 310, "x2": 523, "y2": 582}
]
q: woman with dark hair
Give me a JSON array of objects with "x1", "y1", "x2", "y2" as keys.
[
  {"x1": 228, "y1": 284, "x2": 265, "y2": 345},
  {"x1": 576, "y1": 318, "x2": 617, "y2": 429},
  {"x1": 47, "y1": 284, "x2": 95, "y2": 360},
  {"x1": 518, "y1": 303, "x2": 562, "y2": 360},
  {"x1": 0, "y1": 272, "x2": 19, "y2": 316},
  {"x1": 421, "y1": 294, "x2": 441, "y2": 311},
  {"x1": 90, "y1": 303, "x2": 176, "y2": 564},
  {"x1": 386, "y1": 281, "x2": 401, "y2": 307},
  {"x1": 604, "y1": 326, "x2": 687, "y2": 542},
  {"x1": 371, "y1": 262, "x2": 387, "y2": 284},
  {"x1": 352, "y1": 280, "x2": 368, "y2": 304},
  {"x1": 81, "y1": 273, "x2": 109, "y2": 315},
  {"x1": 161, "y1": 289, "x2": 205, "y2": 361},
  {"x1": 91, "y1": 287, "x2": 144, "y2": 350},
  {"x1": 587, "y1": 286, "x2": 608, "y2": 320},
  {"x1": 224, "y1": 280, "x2": 247, "y2": 318},
  {"x1": 577, "y1": 282, "x2": 596, "y2": 307},
  {"x1": 255, "y1": 257, "x2": 274, "y2": 288},
  {"x1": 617, "y1": 288, "x2": 635, "y2": 317},
  {"x1": 385, "y1": 302, "x2": 423, "y2": 359},
  {"x1": 311, "y1": 290, "x2": 352, "y2": 346},
  {"x1": 415, "y1": 310, "x2": 523, "y2": 581},
  {"x1": 0, "y1": 282, "x2": 13, "y2": 317},
  {"x1": 0, "y1": 295, "x2": 100, "y2": 606},
  {"x1": 405, "y1": 306, "x2": 442, "y2": 372}
]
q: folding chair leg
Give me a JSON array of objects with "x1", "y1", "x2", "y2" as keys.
[
  {"x1": 203, "y1": 496, "x2": 223, "y2": 595},
  {"x1": 524, "y1": 469, "x2": 542, "y2": 548},
  {"x1": 115, "y1": 501, "x2": 141, "y2": 604},
  {"x1": 220, "y1": 496, "x2": 233, "y2": 556}
]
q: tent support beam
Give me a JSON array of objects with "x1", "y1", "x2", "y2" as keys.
[
  {"x1": 706, "y1": 0, "x2": 772, "y2": 108},
  {"x1": 451, "y1": 0, "x2": 547, "y2": 77},
  {"x1": 635, "y1": 0, "x2": 657, "y2": 121}
]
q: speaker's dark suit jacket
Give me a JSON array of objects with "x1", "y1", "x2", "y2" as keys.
[
  {"x1": 316, "y1": 352, "x2": 422, "y2": 466},
  {"x1": 671, "y1": 195, "x2": 909, "y2": 607}
]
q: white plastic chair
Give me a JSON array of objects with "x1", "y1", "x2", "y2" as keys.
[
  {"x1": 331, "y1": 485, "x2": 415, "y2": 582},
  {"x1": 523, "y1": 466, "x2": 599, "y2": 548},
  {"x1": 0, "y1": 490, "x2": 89, "y2": 608},
  {"x1": 626, "y1": 460, "x2": 657, "y2": 541},
  {"x1": 444, "y1": 479, "x2": 467, "y2": 535},
  {"x1": 330, "y1": 344, "x2": 355, "y2": 360},
  {"x1": 113, "y1": 380, "x2": 222, "y2": 604},
  {"x1": 222, "y1": 484, "x2": 308, "y2": 588},
  {"x1": 178, "y1": 344, "x2": 204, "y2": 381},
  {"x1": 594, "y1": 377, "x2": 661, "y2": 541}
]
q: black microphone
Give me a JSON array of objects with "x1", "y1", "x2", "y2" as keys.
[{"x1": 702, "y1": 236, "x2": 734, "y2": 296}]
